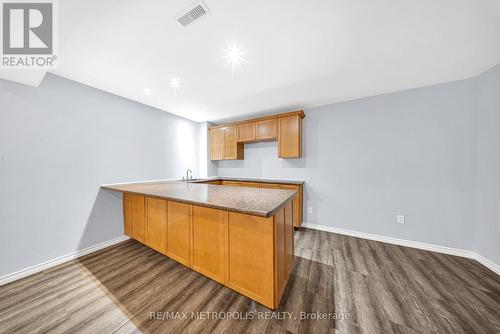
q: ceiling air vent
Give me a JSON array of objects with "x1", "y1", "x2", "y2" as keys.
[{"x1": 176, "y1": 1, "x2": 210, "y2": 27}]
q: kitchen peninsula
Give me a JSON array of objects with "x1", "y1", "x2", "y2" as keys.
[{"x1": 102, "y1": 180, "x2": 297, "y2": 309}]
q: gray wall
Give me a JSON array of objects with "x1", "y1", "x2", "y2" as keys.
[
  {"x1": 219, "y1": 65, "x2": 500, "y2": 257},
  {"x1": 1, "y1": 66, "x2": 498, "y2": 278},
  {"x1": 474, "y1": 64, "x2": 500, "y2": 265},
  {"x1": 198, "y1": 121, "x2": 218, "y2": 178},
  {"x1": 0, "y1": 74, "x2": 200, "y2": 277}
]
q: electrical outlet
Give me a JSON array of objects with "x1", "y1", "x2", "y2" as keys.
[
  {"x1": 308, "y1": 207, "x2": 313, "y2": 214},
  {"x1": 397, "y1": 215, "x2": 405, "y2": 224}
]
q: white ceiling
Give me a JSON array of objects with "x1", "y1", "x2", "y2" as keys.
[{"x1": 16, "y1": 0, "x2": 500, "y2": 121}]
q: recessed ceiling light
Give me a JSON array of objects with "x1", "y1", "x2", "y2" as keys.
[
  {"x1": 143, "y1": 88, "x2": 152, "y2": 96},
  {"x1": 169, "y1": 77, "x2": 181, "y2": 89},
  {"x1": 224, "y1": 43, "x2": 247, "y2": 71},
  {"x1": 169, "y1": 76, "x2": 182, "y2": 95}
]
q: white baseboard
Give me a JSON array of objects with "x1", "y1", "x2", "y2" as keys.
[
  {"x1": 302, "y1": 223, "x2": 500, "y2": 276},
  {"x1": 473, "y1": 253, "x2": 500, "y2": 276},
  {"x1": 0, "y1": 235, "x2": 130, "y2": 286}
]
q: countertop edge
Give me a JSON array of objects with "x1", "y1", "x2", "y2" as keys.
[
  {"x1": 101, "y1": 185, "x2": 296, "y2": 218},
  {"x1": 193, "y1": 176, "x2": 305, "y2": 185}
]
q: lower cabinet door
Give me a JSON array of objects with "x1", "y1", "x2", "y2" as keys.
[
  {"x1": 278, "y1": 184, "x2": 301, "y2": 228},
  {"x1": 166, "y1": 201, "x2": 191, "y2": 266},
  {"x1": 146, "y1": 197, "x2": 167, "y2": 254},
  {"x1": 292, "y1": 195, "x2": 300, "y2": 228},
  {"x1": 284, "y1": 201, "x2": 294, "y2": 276},
  {"x1": 227, "y1": 212, "x2": 275, "y2": 308},
  {"x1": 191, "y1": 206, "x2": 227, "y2": 284},
  {"x1": 130, "y1": 194, "x2": 146, "y2": 243},
  {"x1": 239, "y1": 182, "x2": 263, "y2": 188},
  {"x1": 222, "y1": 181, "x2": 242, "y2": 187},
  {"x1": 123, "y1": 193, "x2": 132, "y2": 237},
  {"x1": 274, "y1": 208, "x2": 286, "y2": 303}
]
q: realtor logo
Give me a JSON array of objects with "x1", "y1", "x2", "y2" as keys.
[{"x1": 1, "y1": 1, "x2": 57, "y2": 68}]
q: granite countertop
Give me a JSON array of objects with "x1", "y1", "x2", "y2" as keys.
[
  {"x1": 193, "y1": 176, "x2": 304, "y2": 185},
  {"x1": 102, "y1": 180, "x2": 296, "y2": 217}
]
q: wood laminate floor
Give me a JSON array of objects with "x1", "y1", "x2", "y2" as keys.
[{"x1": 0, "y1": 229, "x2": 499, "y2": 334}]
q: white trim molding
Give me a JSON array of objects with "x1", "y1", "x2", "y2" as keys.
[
  {"x1": 302, "y1": 223, "x2": 500, "y2": 276},
  {"x1": 474, "y1": 253, "x2": 500, "y2": 276},
  {"x1": 0, "y1": 235, "x2": 130, "y2": 286}
]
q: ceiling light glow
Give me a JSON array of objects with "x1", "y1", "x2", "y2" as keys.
[
  {"x1": 224, "y1": 43, "x2": 247, "y2": 71},
  {"x1": 143, "y1": 88, "x2": 152, "y2": 96},
  {"x1": 168, "y1": 76, "x2": 182, "y2": 95},
  {"x1": 169, "y1": 77, "x2": 181, "y2": 89}
]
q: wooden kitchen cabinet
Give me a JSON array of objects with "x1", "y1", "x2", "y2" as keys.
[
  {"x1": 258, "y1": 183, "x2": 280, "y2": 189},
  {"x1": 204, "y1": 180, "x2": 222, "y2": 185},
  {"x1": 210, "y1": 127, "x2": 224, "y2": 160},
  {"x1": 222, "y1": 181, "x2": 243, "y2": 187},
  {"x1": 237, "y1": 122, "x2": 256, "y2": 142},
  {"x1": 278, "y1": 184, "x2": 303, "y2": 228},
  {"x1": 123, "y1": 193, "x2": 132, "y2": 236},
  {"x1": 166, "y1": 201, "x2": 191, "y2": 266},
  {"x1": 273, "y1": 208, "x2": 286, "y2": 303},
  {"x1": 209, "y1": 110, "x2": 304, "y2": 161},
  {"x1": 223, "y1": 126, "x2": 244, "y2": 160},
  {"x1": 226, "y1": 206, "x2": 293, "y2": 307},
  {"x1": 126, "y1": 194, "x2": 146, "y2": 243},
  {"x1": 257, "y1": 118, "x2": 277, "y2": 141},
  {"x1": 191, "y1": 206, "x2": 227, "y2": 284},
  {"x1": 239, "y1": 181, "x2": 263, "y2": 188},
  {"x1": 146, "y1": 197, "x2": 167, "y2": 254},
  {"x1": 227, "y1": 212, "x2": 275, "y2": 306},
  {"x1": 205, "y1": 180, "x2": 304, "y2": 228},
  {"x1": 119, "y1": 190, "x2": 295, "y2": 309},
  {"x1": 284, "y1": 201, "x2": 294, "y2": 276},
  {"x1": 209, "y1": 126, "x2": 244, "y2": 161},
  {"x1": 232, "y1": 181, "x2": 303, "y2": 228},
  {"x1": 278, "y1": 114, "x2": 302, "y2": 158}
]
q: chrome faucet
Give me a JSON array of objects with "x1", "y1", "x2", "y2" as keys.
[{"x1": 184, "y1": 169, "x2": 193, "y2": 181}]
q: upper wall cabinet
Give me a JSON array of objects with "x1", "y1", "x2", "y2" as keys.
[
  {"x1": 210, "y1": 125, "x2": 244, "y2": 161},
  {"x1": 209, "y1": 110, "x2": 304, "y2": 160},
  {"x1": 210, "y1": 127, "x2": 224, "y2": 160},
  {"x1": 223, "y1": 126, "x2": 244, "y2": 160},
  {"x1": 278, "y1": 114, "x2": 302, "y2": 158},
  {"x1": 256, "y1": 119, "x2": 277, "y2": 141},
  {"x1": 237, "y1": 122, "x2": 256, "y2": 142}
]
